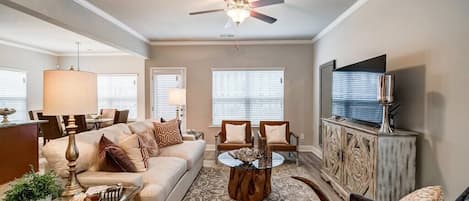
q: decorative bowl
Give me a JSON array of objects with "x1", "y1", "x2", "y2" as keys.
[
  {"x1": 229, "y1": 148, "x2": 262, "y2": 164},
  {"x1": 0, "y1": 108, "x2": 16, "y2": 123}
]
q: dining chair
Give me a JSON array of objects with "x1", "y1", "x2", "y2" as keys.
[
  {"x1": 258, "y1": 121, "x2": 299, "y2": 165},
  {"x1": 63, "y1": 115, "x2": 91, "y2": 133},
  {"x1": 36, "y1": 112, "x2": 64, "y2": 145},
  {"x1": 114, "y1": 110, "x2": 129, "y2": 124},
  {"x1": 215, "y1": 120, "x2": 254, "y2": 162},
  {"x1": 100, "y1": 108, "x2": 117, "y2": 127},
  {"x1": 28, "y1": 110, "x2": 43, "y2": 138}
]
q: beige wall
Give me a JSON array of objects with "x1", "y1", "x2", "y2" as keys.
[
  {"x1": 312, "y1": 0, "x2": 468, "y2": 199},
  {"x1": 145, "y1": 44, "x2": 314, "y2": 147},
  {"x1": 0, "y1": 44, "x2": 57, "y2": 111},
  {"x1": 58, "y1": 56, "x2": 146, "y2": 120}
]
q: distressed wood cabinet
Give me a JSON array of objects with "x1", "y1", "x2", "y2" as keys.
[{"x1": 321, "y1": 118, "x2": 417, "y2": 201}]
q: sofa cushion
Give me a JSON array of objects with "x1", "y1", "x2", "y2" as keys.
[
  {"x1": 119, "y1": 134, "x2": 149, "y2": 172},
  {"x1": 158, "y1": 140, "x2": 205, "y2": 170},
  {"x1": 128, "y1": 120, "x2": 156, "y2": 136},
  {"x1": 139, "y1": 184, "x2": 166, "y2": 201},
  {"x1": 142, "y1": 157, "x2": 187, "y2": 200},
  {"x1": 77, "y1": 171, "x2": 144, "y2": 187},
  {"x1": 98, "y1": 123, "x2": 132, "y2": 143},
  {"x1": 42, "y1": 137, "x2": 98, "y2": 178},
  {"x1": 136, "y1": 130, "x2": 160, "y2": 157}
]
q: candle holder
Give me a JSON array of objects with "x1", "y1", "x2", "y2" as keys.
[{"x1": 377, "y1": 74, "x2": 394, "y2": 134}]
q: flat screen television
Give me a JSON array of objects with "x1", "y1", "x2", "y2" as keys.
[{"x1": 332, "y1": 55, "x2": 386, "y2": 125}]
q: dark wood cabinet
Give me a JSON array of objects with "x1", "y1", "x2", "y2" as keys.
[{"x1": 0, "y1": 121, "x2": 44, "y2": 184}]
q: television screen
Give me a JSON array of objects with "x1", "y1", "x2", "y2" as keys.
[{"x1": 332, "y1": 55, "x2": 386, "y2": 125}]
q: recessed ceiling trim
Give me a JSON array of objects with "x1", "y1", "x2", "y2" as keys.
[
  {"x1": 0, "y1": 38, "x2": 58, "y2": 56},
  {"x1": 150, "y1": 40, "x2": 314, "y2": 46},
  {"x1": 58, "y1": 52, "x2": 130, "y2": 57},
  {"x1": 73, "y1": 0, "x2": 150, "y2": 44},
  {"x1": 312, "y1": 0, "x2": 368, "y2": 43}
]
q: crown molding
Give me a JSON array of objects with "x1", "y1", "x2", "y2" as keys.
[
  {"x1": 312, "y1": 0, "x2": 369, "y2": 43},
  {"x1": 0, "y1": 39, "x2": 58, "y2": 56},
  {"x1": 150, "y1": 40, "x2": 314, "y2": 46},
  {"x1": 73, "y1": 0, "x2": 150, "y2": 44},
  {"x1": 57, "y1": 52, "x2": 130, "y2": 57}
]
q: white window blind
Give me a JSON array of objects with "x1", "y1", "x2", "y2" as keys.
[
  {"x1": 97, "y1": 74, "x2": 138, "y2": 119},
  {"x1": 0, "y1": 69, "x2": 27, "y2": 121},
  {"x1": 212, "y1": 69, "x2": 284, "y2": 126},
  {"x1": 153, "y1": 73, "x2": 182, "y2": 120}
]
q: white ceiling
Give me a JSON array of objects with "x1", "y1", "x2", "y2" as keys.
[
  {"x1": 85, "y1": 0, "x2": 357, "y2": 41},
  {"x1": 0, "y1": 4, "x2": 123, "y2": 55}
]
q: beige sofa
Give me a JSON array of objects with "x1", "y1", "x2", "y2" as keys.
[{"x1": 42, "y1": 120, "x2": 206, "y2": 201}]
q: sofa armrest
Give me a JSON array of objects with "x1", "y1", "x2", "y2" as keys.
[
  {"x1": 182, "y1": 134, "x2": 196, "y2": 141},
  {"x1": 77, "y1": 171, "x2": 144, "y2": 188}
]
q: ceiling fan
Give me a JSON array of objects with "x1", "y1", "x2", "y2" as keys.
[{"x1": 189, "y1": 0, "x2": 284, "y2": 25}]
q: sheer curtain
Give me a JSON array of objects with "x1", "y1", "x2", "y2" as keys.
[
  {"x1": 97, "y1": 74, "x2": 138, "y2": 119},
  {"x1": 212, "y1": 69, "x2": 284, "y2": 125},
  {"x1": 0, "y1": 69, "x2": 27, "y2": 121}
]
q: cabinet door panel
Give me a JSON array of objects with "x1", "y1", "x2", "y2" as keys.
[
  {"x1": 322, "y1": 122, "x2": 343, "y2": 182},
  {"x1": 343, "y1": 128, "x2": 376, "y2": 199}
]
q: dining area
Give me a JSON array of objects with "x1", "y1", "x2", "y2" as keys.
[{"x1": 28, "y1": 108, "x2": 130, "y2": 145}]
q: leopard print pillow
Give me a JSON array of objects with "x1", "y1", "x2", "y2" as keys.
[
  {"x1": 400, "y1": 186, "x2": 443, "y2": 201},
  {"x1": 153, "y1": 119, "x2": 183, "y2": 148}
]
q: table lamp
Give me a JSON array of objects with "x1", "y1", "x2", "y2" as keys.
[
  {"x1": 168, "y1": 88, "x2": 186, "y2": 121},
  {"x1": 377, "y1": 74, "x2": 394, "y2": 134},
  {"x1": 43, "y1": 70, "x2": 97, "y2": 196}
]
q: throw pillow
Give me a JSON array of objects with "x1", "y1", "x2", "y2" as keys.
[
  {"x1": 160, "y1": 117, "x2": 183, "y2": 136},
  {"x1": 153, "y1": 119, "x2": 183, "y2": 147},
  {"x1": 136, "y1": 130, "x2": 160, "y2": 157},
  {"x1": 225, "y1": 123, "x2": 246, "y2": 144},
  {"x1": 97, "y1": 135, "x2": 137, "y2": 172},
  {"x1": 119, "y1": 134, "x2": 149, "y2": 172},
  {"x1": 265, "y1": 124, "x2": 288, "y2": 144},
  {"x1": 399, "y1": 186, "x2": 443, "y2": 201}
]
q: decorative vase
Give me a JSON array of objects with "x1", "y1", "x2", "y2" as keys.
[{"x1": 0, "y1": 108, "x2": 16, "y2": 124}]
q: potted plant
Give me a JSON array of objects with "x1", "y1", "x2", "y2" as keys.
[{"x1": 3, "y1": 167, "x2": 62, "y2": 201}]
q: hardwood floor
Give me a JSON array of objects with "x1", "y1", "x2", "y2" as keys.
[{"x1": 206, "y1": 151, "x2": 344, "y2": 201}]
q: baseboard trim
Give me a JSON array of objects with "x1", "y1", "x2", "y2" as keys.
[
  {"x1": 311, "y1": 146, "x2": 323, "y2": 160},
  {"x1": 205, "y1": 144, "x2": 317, "y2": 153}
]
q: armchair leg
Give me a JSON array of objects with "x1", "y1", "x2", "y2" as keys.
[{"x1": 215, "y1": 150, "x2": 219, "y2": 165}]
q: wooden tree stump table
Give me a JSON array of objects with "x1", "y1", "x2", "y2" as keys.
[{"x1": 218, "y1": 151, "x2": 285, "y2": 201}]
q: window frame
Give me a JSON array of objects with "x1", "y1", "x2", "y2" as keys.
[
  {"x1": 0, "y1": 67, "x2": 28, "y2": 121},
  {"x1": 210, "y1": 67, "x2": 286, "y2": 127},
  {"x1": 97, "y1": 73, "x2": 139, "y2": 120},
  {"x1": 149, "y1": 67, "x2": 187, "y2": 127}
]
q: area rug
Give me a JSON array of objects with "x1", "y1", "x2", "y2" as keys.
[{"x1": 183, "y1": 162, "x2": 320, "y2": 201}]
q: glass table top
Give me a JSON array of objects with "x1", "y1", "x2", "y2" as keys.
[{"x1": 217, "y1": 151, "x2": 285, "y2": 170}]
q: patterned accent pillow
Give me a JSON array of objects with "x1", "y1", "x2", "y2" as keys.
[
  {"x1": 97, "y1": 135, "x2": 137, "y2": 172},
  {"x1": 136, "y1": 130, "x2": 160, "y2": 157},
  {"x1": 153, "y1": 119, "x2": 183, "y2": 148},
  {"x1": 400, "y1": 186, "x2": 443, "y2": 201},
  {"x1": 119, "y1": 134, "x2": 149, "y2": 172}
]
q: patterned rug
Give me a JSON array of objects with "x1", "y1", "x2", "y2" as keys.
[{"x1": 183, "y1": 161, "x2": 320, "y2": 201}]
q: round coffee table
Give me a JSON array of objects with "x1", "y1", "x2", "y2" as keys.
[{"x1": 218, "y1": 151, "x2": 284, "y2": 201}]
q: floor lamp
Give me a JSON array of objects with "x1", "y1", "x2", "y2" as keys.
[
  {"x1": 43, "y1": 70, "x2": 97, "y2": 196},
  {"x1": 168, "y1": 88, "x2": 186, "y2": 124}
]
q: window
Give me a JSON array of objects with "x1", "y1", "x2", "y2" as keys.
[
  {"x1": 151, "y1": 68, "x2": 185, "y2": 120},
  {"x1": 212, "y1": 69, "x2": 284, "y2": 126},
  {"x1": 97, "y1": 74, "x2": 138, "y2": 119},
  {"x1": 0, "y1": 69, "x2": 27, "y2": 121}
]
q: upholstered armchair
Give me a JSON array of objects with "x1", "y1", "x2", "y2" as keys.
[
  {"x1": 215, "y1": 120, "x2": 254, "y2": 161},
  {"x1": 258, "y1": 121, "x2": 299, "y2": 165}
]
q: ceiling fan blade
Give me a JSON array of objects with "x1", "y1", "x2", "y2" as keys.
[
  {"x1": 250, "y1": 11, "x2": 277, "y2": 24},
  {"x1": 189, "y1": 9, "x2": 224, "y2": 15},
  {"x1": 224, "y1": 19, "x2": 233, "y2": 29},
  {"x1": 250, "y1": 0, "x2": 284, "y2": 8}
]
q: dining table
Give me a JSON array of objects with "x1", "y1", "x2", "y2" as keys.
[{"x1": 86, "y1": 118, "x2": 113, "y2": 130}]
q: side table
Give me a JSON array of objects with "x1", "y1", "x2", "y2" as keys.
[{"x1": 186, "y1": 129, "x2": 205, "y2": 140}]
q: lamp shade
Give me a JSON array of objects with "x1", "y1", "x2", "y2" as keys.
[
  {"x1": 168, "y1": 88, "x2": 186, "y2": 106},
  {"x1": 43, "y1": 70, "x2": 97, "y2": 115}
]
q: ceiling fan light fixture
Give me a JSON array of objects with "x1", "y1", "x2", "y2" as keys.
[{"x1": 226, "y1": 1, "x2": 250, "y2": 25}]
